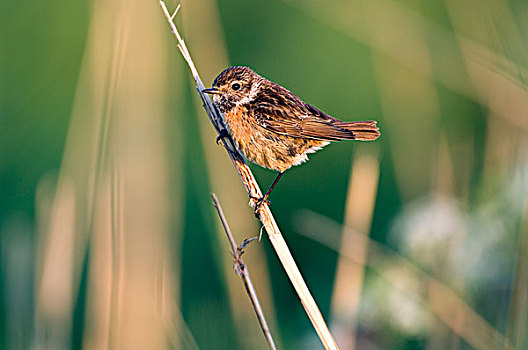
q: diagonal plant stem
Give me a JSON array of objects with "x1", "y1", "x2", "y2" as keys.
[
  {"x1": 295, "y1": 209, "x2": 512, "y2": 350},
  {"x1": 212, "y1": 193, "x2": 276, "y2": 350},
  {"x1": 159, "y1": 2, "x2": 338, "y2": 349}
]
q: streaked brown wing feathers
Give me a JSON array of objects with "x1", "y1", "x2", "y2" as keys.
[
  {"x1": 257, "y1": 114, "x2": 356, "y2": 141},
  {"x1": 253, "y1": 100, "x2": 355, "y2": 141},
  {"x1": 251, "y1": 81, "x2": 380, "y2": 141}
]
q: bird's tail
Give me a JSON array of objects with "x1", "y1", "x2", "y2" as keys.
[{"x1": 335, "y1": 120, "x2": 380, "y2": 141}]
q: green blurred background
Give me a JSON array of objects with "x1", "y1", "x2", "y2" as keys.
[{"x1": 1, "y1": 0, "x2": 528, "y2": 348}]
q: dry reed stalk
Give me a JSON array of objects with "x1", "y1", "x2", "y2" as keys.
[
  {"x1": 179, "y1": 3, "x2": 277, "y2": 346},
  {"x1": 159, "y1": 2, "x2": 338, "y2": 348},
  {"x1": 212, "y1": 193, "x2": 276, "y2": 350}
]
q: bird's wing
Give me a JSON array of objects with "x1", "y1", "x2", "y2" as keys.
[
  {"x1": 255, "y1": 111, "x2": 355, "y2": 141},
  {"x1": 251, "y1": 86, "x2": 356, "y2": 141}
]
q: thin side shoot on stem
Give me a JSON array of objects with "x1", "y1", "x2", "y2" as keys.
[{"x1": 212, "y1": 193, "x2": 276, "y2": 350}]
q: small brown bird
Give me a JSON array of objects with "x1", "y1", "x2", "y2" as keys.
[{"x1": 204, "y1": 66, "x2": 380, "y2": 212}]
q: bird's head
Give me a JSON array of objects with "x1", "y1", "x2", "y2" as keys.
[{"x1": 203, "y1": 66, "x2": 262, "y2": 112}]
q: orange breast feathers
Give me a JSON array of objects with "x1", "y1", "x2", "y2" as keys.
[{"x1": 223, "y1": 105, "x2": 255, "y2": 148}]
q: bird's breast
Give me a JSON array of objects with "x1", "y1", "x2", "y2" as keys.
[
  {"x1": 222, "y1": 105, "x2": 327, "y2": 172},
  {"x1": 223, "y1": 105, "x2": 254, "y2": 150}
]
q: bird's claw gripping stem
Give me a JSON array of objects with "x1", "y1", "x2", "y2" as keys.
[
  {"x1": 250, "y1": 195, "x2": 271, "y2": 217},
  {"x1": 216, "y1": 129, "x2": 229, "y2": 145}
]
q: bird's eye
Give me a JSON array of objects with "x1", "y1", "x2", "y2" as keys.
[{"x1": 231, "y1": 83, "x2": 241, "y2": 91}]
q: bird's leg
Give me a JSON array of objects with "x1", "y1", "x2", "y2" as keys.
[
  {"x1": 216, "y1": 129, "x2": 230, "y2": 145},
  {"x1": 253, "y1": 172, "x2": 284, "y2": 215}
]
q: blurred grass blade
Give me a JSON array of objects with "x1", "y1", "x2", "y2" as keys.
[
  {"x1": 283, "y1": 0, "x2": 528, "y2": 130},
  {"x1": 34, "y1": 0, "x2": 189, "y2": 347},
  {"x1": 506, "y1": 198, "x2": 528, "y2": 349},
  {"x1": 331, "y1": 149, "x2": 379, "y2": 349},
  {"x1": 34, "y1": 179, "x2": 76, "y2": 348},
  {"x1": 295, "y1": 210, "x2": 511, "y2": 350},
  {"x1": 362, "y1": 0, "x2": 440, "y2": 198}
]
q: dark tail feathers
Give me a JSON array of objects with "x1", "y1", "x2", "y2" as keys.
[{"x1": 335, "y1": 120, "x2": 380, "y2": 141}]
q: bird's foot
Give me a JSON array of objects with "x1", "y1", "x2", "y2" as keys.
[
  {"x1": 216, "y1": 129, "x2": 229, "y2": 145},
  {"x1": 250, "y1": 195, "x2": 271, "y2": 217}
]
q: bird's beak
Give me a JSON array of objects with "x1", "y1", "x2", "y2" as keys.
[{"x1": 202, "y1": 87, "x2": 220, "y2": 95}]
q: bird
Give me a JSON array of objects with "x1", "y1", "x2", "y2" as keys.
[{"x1": 203, "y1": 66, "x2": 380, "y2": 213}]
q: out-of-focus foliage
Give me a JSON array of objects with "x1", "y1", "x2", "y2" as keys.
[{"x1": 1, "y1": 0, "x2": 527, "y2": 348}]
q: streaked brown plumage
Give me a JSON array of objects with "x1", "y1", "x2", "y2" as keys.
[{"x1": 204, "y1": 66, "x2": 380, "y2": 211}]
